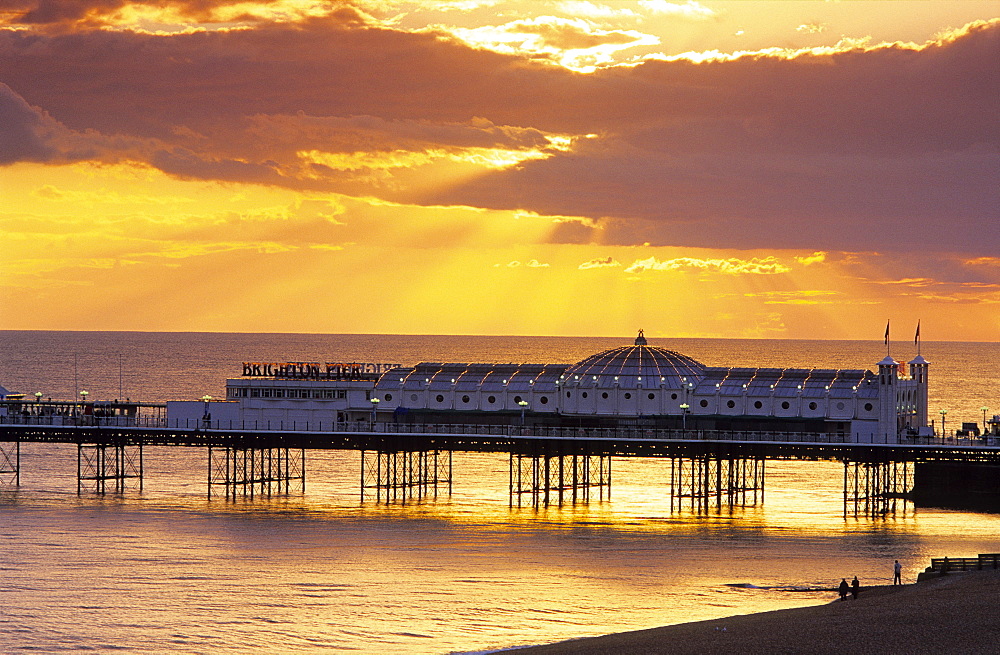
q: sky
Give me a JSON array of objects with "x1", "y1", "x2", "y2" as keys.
[{"x1": 0, "y1": 0, "x2": 997, "y2": 341}]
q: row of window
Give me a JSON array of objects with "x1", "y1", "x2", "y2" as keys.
[
  {"x1": 380, "y1": 391, "x2": 875, "y2": 413},
  {"x1": 228, "y1": 388, "x2": 347, "y2": 399}
]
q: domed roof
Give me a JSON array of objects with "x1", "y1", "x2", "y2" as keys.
[{"x1": 562, "y1": 332, "x2": 705, "y2": 390}]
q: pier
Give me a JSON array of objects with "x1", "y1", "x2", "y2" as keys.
[{"x1": 4, "y1": 418, "x2": 1000, "y2": 512}]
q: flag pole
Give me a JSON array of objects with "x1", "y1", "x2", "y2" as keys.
[
  {"x1": 915, "y1": 319, "x2": 921, "y2": 356},
  {"x1": 884, "y1": 319, "x2": 890, "y2": 357}
]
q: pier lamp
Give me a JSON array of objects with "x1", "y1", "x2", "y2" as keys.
[
  {"x1": 983, "y1": 407, "x2": 990, "y2": 430},
  {"x1": 79, "y1": 390, "x2": 89, "y2": 402},
  {"x1": 939, "y1": 409, "x2": 948, "y2": 437},
  {"x1": 370, "y1": 397, "x2": 380, "y2": 426},
  {"x1": 201, "y1": 395, "x2": 212, "y2": 426},
  {"x1": 35, "y1": 391, "x2": 42, "y2": 403},
  {"x1": 680, "y1": 403, "x2": 690, "y2": 431},
  {"x1": 518, "y1": 400, "x2": 529, "y2": 426}
]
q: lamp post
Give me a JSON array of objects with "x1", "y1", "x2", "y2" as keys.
[
  {"x1": 201, "y1": 395, "x2": 212, "y2": 428},
  {"x1": 939, "y1": 409, "x2": 947, "y2": 438},
  {"x1": 982, "y1": 406, "x2": 990, "y2": 432},
  {"x1": 680, "y1": 403, "x2": 690, "y2": 432},
  {"x1": 34, "y1": 391, "x2": 42, "y2": 403},
  {"x1": 518, "y1": 400, "x2": 529, "y2": 426},
  {"x1": 370, "y1": 397, "x2": 380, "y2": 428}
]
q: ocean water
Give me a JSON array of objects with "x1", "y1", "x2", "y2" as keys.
[{"x1": 1, "y1": 331, "x2": 999, "y2": 654}]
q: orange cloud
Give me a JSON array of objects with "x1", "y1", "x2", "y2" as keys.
[{"x1": 624, "y1": 256, "x2": 791, "y2": 275}]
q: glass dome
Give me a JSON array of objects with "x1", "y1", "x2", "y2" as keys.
[{"x1": 562, "y1": 334, "x2": 705, "y2": 390}]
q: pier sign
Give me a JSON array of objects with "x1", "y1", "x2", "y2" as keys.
[{"x1": 241, "y1": 361, "x2": 401, "y2": 380}]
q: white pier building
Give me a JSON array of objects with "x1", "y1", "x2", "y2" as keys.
[{"x1": 216, "y1": 332, "x2": 931, "y2": 443}]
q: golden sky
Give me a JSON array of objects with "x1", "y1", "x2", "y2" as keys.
[{"x1": 1, "y1": 1, "x2": 997, "y2": 340}]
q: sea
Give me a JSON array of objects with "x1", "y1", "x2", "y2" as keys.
[{"x1": 1, "y1": 331, "x2": 999, "y2": 654}]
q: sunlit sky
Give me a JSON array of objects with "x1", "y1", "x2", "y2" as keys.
[{"x1": 1, "y1": 1, "x2": 997, "y2": 340}]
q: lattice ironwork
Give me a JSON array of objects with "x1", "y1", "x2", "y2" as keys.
[
  {"x1": 844, "y1": 459, "x2": 913, "y2": 516},
  {"x1": 670, "y1": 456, "x2": 765, "y2": 511},
  {"x1": 77, "y1": 443, "x2": 143, "y2": 494},
  {"x1": 0, "y1": 440, "x2": 19, "y2": 485},
  {"x1": 207, "y1": 447, "x2": 305, "y2": 498},
  {"x1": 360, "y1": 450, "x2": 452, "y2": 503},
  {"x1": 509, "y1": 453, "x2": 611, "y2": 506}
]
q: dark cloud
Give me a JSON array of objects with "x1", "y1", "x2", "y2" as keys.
[
  {"x1": 0, "y1": 15, "x2": 995, "y2": 254},
  {"x1": 0, "y1": 83, "x2": 59, "y2": 163}
]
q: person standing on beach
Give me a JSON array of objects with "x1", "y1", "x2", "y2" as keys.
[
  {"x1": 851, "y1": 576, "x2": 860, "y2": 599},
  {"x1": 839, "y1": 578, "x2": 849, "y2": 601},
  {"x1": 894, "y1": 560, "x2": 902, "y2": 585}
]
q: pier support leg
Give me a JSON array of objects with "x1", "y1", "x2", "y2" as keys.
[
  {"x1": 509, "y1": 452, "x2": 611, "y2": 506},
  {"x1": 208, "y1": 447, "x2": 305, "y2": 499},
  {"x1": 77, "y1": 442, "x2": 143, "y2": 494},
  {"x1": 0, "y1": 440, "x2": 19, "y2": 485},
  {"x1": 670, "y1": 455, "x2": 765, "y2": 512},
  {"x1": 844, "y1": 459, "x2": 912, "y2": 516},
  {"x1": 360, "y1": 450, "x2": 453, "y2": 503}
]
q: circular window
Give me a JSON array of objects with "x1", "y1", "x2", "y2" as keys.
[
  {"x1": 671, "y1": 393, "x2": 678, "y2": 400},
  {"x1": 435, "y1": 394, "x2": 444, "y2": 403},
  {"x1": 837, "y1": 402, "x2": 845, "y2": 410},
  {"x1": 754, "y1": 400, "x2": 763, "y2": 409},
  {"x1": 864, "y1": 402, "x2": 873, "y2": 412},
  {"x1": 410, "y1": 394, "x2": 417, "y2": 402},
  {"x1": 462, "y1": 395, "x2": 470, "y2": 403},
  {"x1": 781, "y1": 401, "x2": 790, "y2": 410},
  {"x1": 487, "y1": 395, "x2": 496, "y2": 404},
  {"x1": 700, "y1": 399, "x2": 708, "y2": 408},
  {"x1": 582, "y1": 392, "x2": 588, "y2": 399},
  {"x1": 808, "y1": 401, "x2": 817, "y2": 411},
  {"x1": 727, "y1": 400, "x2": 735, "y2": 409},
  {"x1": 624, "y1": 393, "x2": 632, "y2": 400},
  {"x1": 514, "y1": 395, "x2": 522, "y2": 403},
  {"x1": 540, "y1": 396, "x2": 548, "y2": 404},
  {"x1": 384, "y1": 394, "x2": 392, "y2": 402},
  {"x1": 602, "y1": 392, "x2": 609, "y2": 399},
  {"x1": 648, "y1": 393, "x2": 655, "y2": 400}
]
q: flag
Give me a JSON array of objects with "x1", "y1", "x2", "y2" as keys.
[
  {"x1": 884, "y1": 320, "x2": 890, "y2": 345},
  {"x1": 914, "y1": 320, "x2": 920, "y2": 346}
]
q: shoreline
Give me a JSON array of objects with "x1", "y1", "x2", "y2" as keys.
[{"x1": 505, "y1": 570, "x2": 1000, "y2": 654}]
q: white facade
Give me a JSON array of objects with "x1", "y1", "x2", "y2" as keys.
[{"x1": 208, "y1": 334, "x2": 930, "y2": 443}]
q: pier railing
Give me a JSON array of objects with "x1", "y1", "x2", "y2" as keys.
[{"x1": 2, "y1": 414, "x2": 995, "y2": 448}]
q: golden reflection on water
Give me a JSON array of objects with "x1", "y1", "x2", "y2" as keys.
[{"x1": 7, "y1": 444, "x2": 1000, "y2": 653}]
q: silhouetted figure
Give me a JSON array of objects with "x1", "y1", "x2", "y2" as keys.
[
  {"x1": 851, "y1": 576, "x2": 860, "y2": 599},
  {"x1": 838, "y1": 578, "x2": 849, "y2": 601},
  {"x1": 942, "y1": 556, "x2": 950, "y2": 575},
  {"x1": 894, "y1": 560, "x2": 902, "y2": 585}
]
